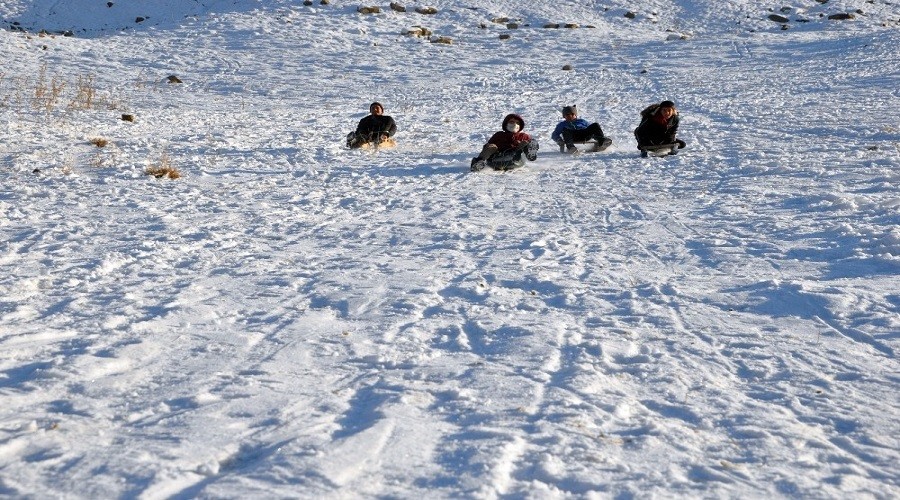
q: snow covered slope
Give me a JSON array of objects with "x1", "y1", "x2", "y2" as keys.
[
  {"x1": 3, "y1": 0, "x2": 899, "y2": 35},
  {"x1": 1, "y1": 0, "x2": 898, "y2": 498}
]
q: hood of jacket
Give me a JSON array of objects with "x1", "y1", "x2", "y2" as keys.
[{"x1": 501, "y1": 113, "x2": 525, "y2": 131}]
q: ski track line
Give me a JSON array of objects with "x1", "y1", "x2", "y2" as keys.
[
  {"x1": 813, "y1": 314, "x2": 894, "y2": 357},
  {"x1": 412, "y1": 182, "x2": 746, "y2": 495},
  {"x1": 0, "y1": 169, "x2": 366, "y2": 497},
  {"x1": 121, "y1": 304, "x2": 358, "y2": 497},
  {"x1": 638, "y1": 276, "x2": 900, "y2": 488},
  {"x1": 467, "y1": 322, "x2": 569, "y2": 496},
  {"x1": 132, "y1": 164, "x2": 481, "y2": 495},
  {"x1": 562, "y1": 140, "x2": 900, "y2": 493},
  {"x1": 342, "y1": 202, "x2": 590, "y2": 494}
]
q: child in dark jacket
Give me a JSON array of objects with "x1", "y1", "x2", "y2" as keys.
[
  {"x1": 470, "y1": 113, "x2": 539, "y2": 171},
  {"x1": 634, "y1": 100, "x2": 686, "y2": 156},
  {"x1": 346, "y1": 102, "x2": 398, "y2": 148}
]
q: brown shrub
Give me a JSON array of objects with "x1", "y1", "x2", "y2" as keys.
[{"x1": 145, "y1": 152, "x2": 181, "y2": 179}]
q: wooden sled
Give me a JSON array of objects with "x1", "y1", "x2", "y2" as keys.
[{"x1": 357, "y1": 137, "x2": 396, "y2": 150}]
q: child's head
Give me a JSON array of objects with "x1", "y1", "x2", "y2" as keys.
[
  {"x1": 502, "y1": 114, "x2": 525, "y2": 132},
  {"x1": 659, "y1": 101, "x2": 676, "y2": 118}
]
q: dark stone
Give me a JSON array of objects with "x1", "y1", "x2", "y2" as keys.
[{"x1": 768, "y1": 14, "x2": 790, "y2": 22}]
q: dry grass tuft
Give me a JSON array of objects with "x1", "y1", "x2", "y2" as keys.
[
  {"x1": 33, "y1": 65, "x2": 65, "y2": 112},
  {"x1": 68, "y1": 74, "x2": 96, "y2": 110},
  {"x1": 15, "y1": 65, "x2": 110, "y2": 113},
  {"x1": 13, "y1": 64, "x2": 116, "y2": 114},
  {"x1": 145, "y1": 151, "x2": 181, "y2": 179},
  {"x1": 89, "y1": 137, "x2": 109, "y2": 147},
  {"x1": 145, "y1": 165, "x2": 181, "y2": 179}
]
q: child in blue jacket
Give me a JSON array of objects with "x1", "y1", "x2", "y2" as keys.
[{"x1": 551, "y1": 105, "x2": 612, "y2": 153}]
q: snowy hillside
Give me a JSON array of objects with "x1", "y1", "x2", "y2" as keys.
[{"x1": 1, "y1": 0, "x2": 899, "y2": 498}]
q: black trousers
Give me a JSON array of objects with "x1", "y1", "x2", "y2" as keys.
[
  {"x1": 562, "y1": 123, "x2": 605, "y2": 145},
  {"x1": 635, "y1": 130, "x2": 685, "y2": 149}
]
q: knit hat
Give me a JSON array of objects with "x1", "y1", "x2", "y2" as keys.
[
  {"x1": 561, "y1": 105, "x2": 577, "y2": 115},
  {"x1": 659, "y1": 100, "x2": 676, "y2": 109},
  {"x1": 370, "y1": 102, "x2": 384, "y2": 112}
]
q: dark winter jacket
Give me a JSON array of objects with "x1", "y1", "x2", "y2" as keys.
[
  {"x1": 634, "y1": 104, "x2": 679, "y2": 146},
  {"x1": 487, "y1": 114, "x2": 532, "y2": 152},
  {"x1": 356, "y1": 114, "x2": 397, "y2": 138}
]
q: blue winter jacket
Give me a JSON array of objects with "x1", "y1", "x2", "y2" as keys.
[{"x1": 551, "y1": 118, "x2": 592, "y2": 142}]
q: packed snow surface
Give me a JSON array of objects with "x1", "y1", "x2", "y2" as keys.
[{"x1": 1, "y1": 0, "x2": 899, "y2": 497}]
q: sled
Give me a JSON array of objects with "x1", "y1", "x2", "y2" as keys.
[
  {"x1": 346, "y1": 131, "x2": 396, "y2": 150},
  {"x1": 357, "y1": 137, "x2": 396, "y2": 150},
  {"x1": 471, "y1": 140, "x2": 538, "y2": 172},
  {"x1": 640, "y1": 143, "x2": 678, "y2": 157},
  {"x1": 486, "y1": 150, "x2": 526, "y2": 171},
  {"x1": 471, "y1": 150, "x2": 527, "y2": 172},
  {"x1": 558, "y1": 137, "x2": 612, "y2": 153}
]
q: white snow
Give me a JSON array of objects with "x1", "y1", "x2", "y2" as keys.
[{"x1": 1, "y1": 0, "x2": 899, "y2": 497}]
